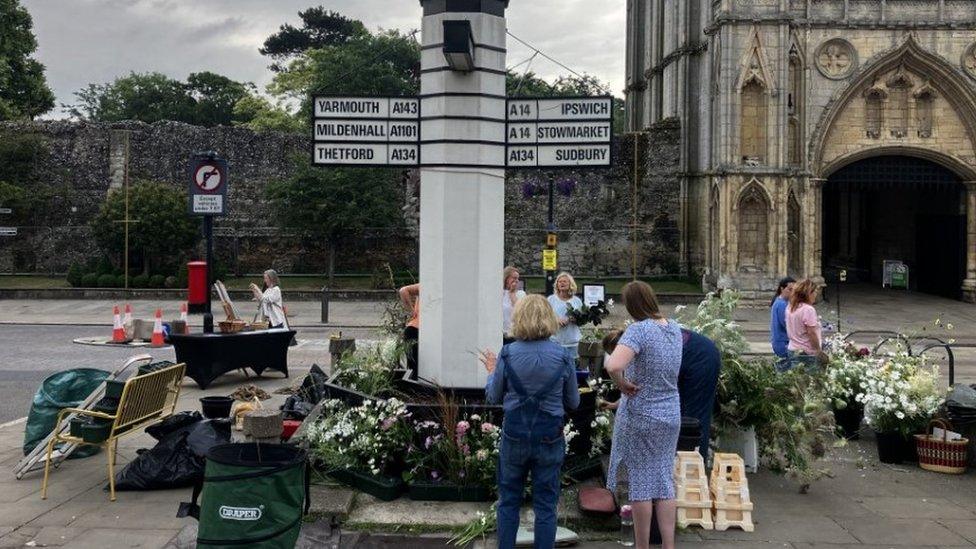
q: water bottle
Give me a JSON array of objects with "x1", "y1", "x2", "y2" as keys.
[{"x1": 619, "y1": 504, "x2": 634, "y2": 546}]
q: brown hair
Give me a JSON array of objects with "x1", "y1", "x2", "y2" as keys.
[
  {"x1": 602, "y1": 329, "x2": 622, "y2": 355},
  {"x1": 502, "y1": 266, "x2": 519, "y2": 289},
  {"x1": 789, "y1": 278, "x2": 818, "y2": 312},
  {"x1": 622, "y1": 281, "x2": 663, "y2": 321},
  {"x1": 511, "y1": 294, "x2": 559, "y2": 341}
]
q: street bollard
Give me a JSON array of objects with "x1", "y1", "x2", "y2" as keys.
[{"x1": 321, "y1": 286, "x2": 329, "y2": 324}]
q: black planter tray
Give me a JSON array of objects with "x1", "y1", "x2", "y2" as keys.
[
  {"x1": 407, "y1": 481, "x2": 494, "y2": 502},
  {"x1": 328, "y1": 468, "x2": 404, "y2": 501}
]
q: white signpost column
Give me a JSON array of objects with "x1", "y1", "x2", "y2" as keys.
[{"x1": 418, "y1": 0, "x2": 508, "y2": 388}]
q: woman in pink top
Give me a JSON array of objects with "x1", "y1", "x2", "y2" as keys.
[{"x1": 784, "y1": 279, "x2": 825, "y2": 371}]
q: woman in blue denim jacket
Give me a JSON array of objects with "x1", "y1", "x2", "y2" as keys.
[{"x1": 481, "y1": 295, "x2": 580, "y2": 549}]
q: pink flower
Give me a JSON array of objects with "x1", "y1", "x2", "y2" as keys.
[
  {"x1": 462, "y1": 444, "x2": 470, "y2": 456},
  {"x1": 424, "y1": 436, "x2": 434, "y2": 449},
  {"x1": 456, "y1": 421, "x2": 470, "y2": 435},
  {"x1": 481, "y1": 422, "x2": 496, "y2": 433},
  {"x1": 381, "y1": 417, "x2": 396, "y2": 431}
]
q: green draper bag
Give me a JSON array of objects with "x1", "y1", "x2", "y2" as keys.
[{"x1": 178, "y1": 443, "x2": 309, "y2": 548}]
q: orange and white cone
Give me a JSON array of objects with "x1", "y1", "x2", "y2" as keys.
[
  {"x1": 112, "y1": 305, "x2": 126, "y2": 343},
  {"x1": 123, "y1": 303, "x2": 132, "y2": 325},
  {"x1": 150, "y1": 308, "x2": 165, "y2": 347},
  {"x1": 180, "y1": 302, "x2": 189, "y2": 334}
]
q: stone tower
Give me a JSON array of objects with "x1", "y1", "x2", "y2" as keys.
[{"x1": 626, "y1": 0, "x2": 976, "y2": 302}]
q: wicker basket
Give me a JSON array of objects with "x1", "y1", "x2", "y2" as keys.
[
  {"x1": 249, "y1": 320, "x2": 270, "y2": 331},
  {"x1": 218, "y1": 320, "x2": 247, "y2": 334},
  {"x1": 915, "y1": 419, "x2": 969, "y2": 474}
]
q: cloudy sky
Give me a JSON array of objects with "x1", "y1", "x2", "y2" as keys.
[{"x1": 23, "y1": 0, "x2": 625, "y2": 119}]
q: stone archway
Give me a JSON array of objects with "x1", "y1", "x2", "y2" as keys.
[{"x1": 810, "y1": 36, "x2": 976, "y2": 301}]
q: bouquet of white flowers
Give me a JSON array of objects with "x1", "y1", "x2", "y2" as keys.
[
  {"x1": 856, "y1": 352, "x2": 942, "y2": 436},
  {"x1": 307, "y1": 398, "x2": 413, "y2": 476}
]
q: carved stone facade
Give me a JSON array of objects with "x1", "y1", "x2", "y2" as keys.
[{"x1": 625, "y1": 0, "x2": 976, "y2": 301}]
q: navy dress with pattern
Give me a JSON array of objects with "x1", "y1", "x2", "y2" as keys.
[{"x1": 606, "y1": 318, "x2": 683, "y2": 501}]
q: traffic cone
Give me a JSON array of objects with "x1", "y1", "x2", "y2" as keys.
[
  {"x1": 123, "y1": 303, "x2": 132, "y2": 325},
  {"x1": 112, "y1": 305, "x2": 126, "y2": 343},
  {"x1": 180, "y1": 302, "x2": 189, "y2": 334},
  {"x1": 150, "y1": 308, "x2": 165, "y2": 347}
]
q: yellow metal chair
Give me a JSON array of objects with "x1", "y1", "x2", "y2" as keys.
[{"x1": 41, "y1": 363, "x2": 186, "y2": 501}]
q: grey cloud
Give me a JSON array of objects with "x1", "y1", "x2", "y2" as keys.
[{"x1": 23, "y1": 0, "x2": 624, "y2": 119}]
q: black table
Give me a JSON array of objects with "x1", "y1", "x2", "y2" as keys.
[{"x1": 169, "y1": 329, "x2": 295, "y2": 389}]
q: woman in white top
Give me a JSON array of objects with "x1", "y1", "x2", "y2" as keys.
[
  {"x1": 502, "y1": 266, "x2": 527, "y2": 343},
  {"x1": 250, "y1": 269, "x2": 287, "y2": 329},
  {"x1": 547, "y1": 271, "x2": 583, "y2": 360}
]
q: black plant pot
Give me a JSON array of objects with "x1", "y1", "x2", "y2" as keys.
[
  {"x1": 833, "y1": 403, "x2": 864, "y2": 440},
  {"x1": 876, "y1": 430, "x2": 907, "y2": 464},
  {"x1": 200, "y1": 396, "x2": 234, "y2": 418}
]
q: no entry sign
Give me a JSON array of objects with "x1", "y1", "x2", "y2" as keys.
[{"x1": 189, "y1": 157, "x2": 228, "y2": 216}]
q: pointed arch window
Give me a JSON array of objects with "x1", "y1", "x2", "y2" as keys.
[
  {"x1": 864, "y1": 88, "x2": 885, "y2": 139},
  {"x1": 887, "y1": 71, "x2": 913, "y2": 138},
  {"x1": 736, "y1": 183, "x2": 770, "y2": 270},
  {"x1": 740, "y1": 80, "x2": 767, "y2": 164},
  {"x1": 915, "y1": 87, "x2": 936, "y2": 138}
]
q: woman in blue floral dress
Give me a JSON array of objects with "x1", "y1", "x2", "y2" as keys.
[{"x1": 605, "y1": 281, "x2": 682, "y2": 549}]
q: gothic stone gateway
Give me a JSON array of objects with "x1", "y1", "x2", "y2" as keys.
[{"x1": 625, "y1": 0, "x2": 976, "y2": 302}]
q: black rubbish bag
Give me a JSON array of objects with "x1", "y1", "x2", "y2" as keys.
[
  {"x1": 280, "y1": 364, "x2": 329, "y2": 420},
  {"x1": 112, "y1": 418, "x2": 231, "y2": 491}
]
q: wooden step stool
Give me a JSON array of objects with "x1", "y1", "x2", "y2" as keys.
[
  {"x1": 673, "y1": 451, "x2": 713, "y2": 530},
  {"x1": 709, "y1": 453, "x2": 754, "y2": 532}
]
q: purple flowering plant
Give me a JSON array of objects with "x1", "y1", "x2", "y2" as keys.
[{"x1": 404, "y1": 414, "x2": 500, "y2": 489}]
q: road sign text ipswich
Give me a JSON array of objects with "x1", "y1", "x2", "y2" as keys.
[
  {"x1": 505, "y1": 96, "x2": 613, "y2": 169},
  {"x1": 312, "y1": 96, "x2": 420, "y2": 167},
  {"x1": 188, "y1": 158, "x2": 228, "y2": 216}
]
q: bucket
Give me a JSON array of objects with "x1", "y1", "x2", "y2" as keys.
[
  {"x1": 178, "y1": 443, "x2": 309, "y2": 548},
  {"x1": 200, "y1": 397, "x2": 234, "y2": 419}
]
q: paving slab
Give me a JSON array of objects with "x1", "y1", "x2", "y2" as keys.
[
  {"x1": 834, "y1": 516, "x2": 971, "y2": 546},
  {"x1": 855, "y1": 496, "x2": 975, "y2": 520},
  {"x1": 942, "y1": 520, "x2": 976, "y2": 545},
  {"x1": 308, "y1": 483, "x2": 357, "y2": 521},
  {"x1": 62, "y1": 528, "x2": 180, "y2": 549},
  {"x1": 345, "y1": 496, "x2": 491, "y2": 530}
]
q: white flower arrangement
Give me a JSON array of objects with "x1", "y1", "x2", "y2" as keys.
[
  {"x1": 308, "y1": 398, "x2": 413, "y2": 476},
  {"x1": 855, "y1": 352, "x2": 942, "y2": 436}
]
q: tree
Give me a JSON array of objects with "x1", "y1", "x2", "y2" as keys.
[
  {"x1": 232, "y1": 95, "x2": 303, "y2": 133},
  {"x1": 69, "y1": 71, "x2": 256, "y2": 126},
  {"x1": 260, "y1": 7, "x2": 368, "y2": 72},
  {"x1": 0, "y1": 0, "x2": 55, "y2": 120},
  {"x1": 90, "y1": 181, "x2": 199, "y2": 275},
  {"x1": 267, "y1": 160, "x2": 404, "y2": 284},
  {"x1": 268, "y1": 30, "x2": 420, "y2": 120},
  {"x1": 186, "y1": 71, "x2": 255, "y2": 126}
]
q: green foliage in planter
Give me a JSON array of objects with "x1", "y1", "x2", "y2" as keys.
[
  {"x1": 306, "y1": 399, "x2": 413, "y2": 476},
  {"x1": 329, "y1": 340, "x2": 404, "y2": 396},
  {"x1": 149, "y1": 274, "x2": 166, "y2": 288},
  {"x1": 81, "y1": 273, "x2": 98, "y2": 287},
  {"x1": 66, "y1": 263, "x2": 85, "y2": 287},
  {"x1": 96, "y1": 274, "x2": 117, "y2": 288},
  {"x1": 131, "y1": 274, "x2": 150, "y2": 288}
]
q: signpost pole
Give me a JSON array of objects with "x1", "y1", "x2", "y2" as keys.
[
  {"x1": 546, "y1": 178, "x2": 556, "y2": 296},
  {"x1": 203, "y1": 215, "x2": 214, "y2": 334}
]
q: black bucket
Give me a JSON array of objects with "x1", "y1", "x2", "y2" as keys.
[
  {"x1": 200, "y1": 397, "x2": 234, "y2": 419},
  {"x1": 677, "y1": 417, "x2": 702, "y2": 452}
]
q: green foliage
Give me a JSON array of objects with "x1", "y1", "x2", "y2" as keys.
[
  {"x1": 97, "y1": 274, "x2": 118, "y2": 288},
  {"x1": 260, "y1": 7, "x2": 368, "y2": 72},
  {"x1": 0, "y1": 132, "x2": 62, "y2": 224},
  {"x1": 81, "y1": 273, "x2": 98, "y2": 288},
  {"x1": 95, "y1": 257, "x2": 115, "y2": 276},
  {"x1": 131, "y1": 274, "x2": 150, "y2": 288},
  {"x1": 90, "y1": 181, "x2": 200, "y2": 275},
  {"x1": 149, "y1": 274, "x2": 166, "y2": 288},
  {"x1": 330, "y1": 340, "x2": 404, "y2": 396},
  {"x1": 66, "y1": 264, "x2": 85, "y2": 287},
  {"x1": 70, "y1": 71, "x2": 256, "y2": 126},
  {"x1": 267, "y1": 30, "x2": 420, "y2": 120},
  {"x1": 117, "y1": 274, "x2": 130, "y2": 288},
  {"x1": 232, "y1": 95, "x2": 303, "y2": 133},
  {"x1": 164, "y1": 275, "x2": 178, "y2": 289},
  {"x1": 506, "y1": 72, "x2": 625, "y2": 134},
  {"x1": 0, "y1": 0, "x2": 55, "y2": 120}
]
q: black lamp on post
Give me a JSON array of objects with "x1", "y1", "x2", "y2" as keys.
[{"x1": 443, "y1": 20, "x2": 475, "y2": 72}]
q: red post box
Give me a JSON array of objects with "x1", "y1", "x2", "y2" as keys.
[{"x1": 187, "y1": 261, "x2": 209, "y2": 314}]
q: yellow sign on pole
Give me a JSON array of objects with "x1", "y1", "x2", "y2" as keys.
[{"x1": 542, "y1": 249, "x2": 557, "y2": 271}]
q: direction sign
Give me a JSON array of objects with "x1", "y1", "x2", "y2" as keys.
[
  {"x1": 0, "y1": 227, "x2": 17, "y2": 236},
  {"x1": 312, "y1": 95, "x2": 421, "y2": 167},
  {"x1": 505, "y1": 96, "x2": 613, "y2": 169},
  {"x1": 0, "y1": 208, "x2": 11, "y2": 214},
  {"x1": 188, "y1": 157, "x2": 228, "y2": 216}
]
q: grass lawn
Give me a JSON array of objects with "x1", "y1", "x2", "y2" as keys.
[{"x1": 0, "y1": 274, "x2": 702, "y2": 294}]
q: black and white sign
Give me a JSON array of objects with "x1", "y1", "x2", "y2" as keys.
[
  {"x1": 0, "y1": 208, "x2": 11, "y2": 214},
  {"x1": 582, "y1": 284, "x2": 606, "y2": 307},
  {"x1": 188, "y1": 157, "x2": 228, "y2": 216},
  {"x1": 505, "y1": 96, "x2": 613, "y2": 169},
  {"x1": 0, "y1": 227, "x2": 17, "y2": 236},
  {"x1": 312, "y1": 95, "x2": 421, "y2": 167}
]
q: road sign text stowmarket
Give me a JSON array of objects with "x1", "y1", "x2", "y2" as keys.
[
  {"x1": 506, "y1": 96, "x2": 613, "y2": 168},
  {"x1": 312, "y1": 96, "x2": 420, "y2": 167}
]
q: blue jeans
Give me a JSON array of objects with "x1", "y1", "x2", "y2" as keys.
[
  {"x1": 778, "y1": 352, "x2": 819, "y2": 373},
  {"x1": 496, "y1": 428, "x2": 565, "y2": 549}
]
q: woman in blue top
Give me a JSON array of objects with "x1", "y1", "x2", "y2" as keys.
[
  {"x1": 480, "y1": 294, "x2": 580, "y2": 549},
  {"x1": 605, "y1": 281, "x2": 682, "y2": 549},
  {"x1": 769, "y1": 277, "x2": 795, "y2": 363},
  {"x1": 547, "y1": 271, "x2": 583, "y2": 360}
]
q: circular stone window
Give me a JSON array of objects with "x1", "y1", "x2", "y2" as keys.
[{"x1": 815, "y1": 39, "x2": 858, "y2": 80}]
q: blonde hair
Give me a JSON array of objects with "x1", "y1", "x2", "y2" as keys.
[
  {"x1": 555, "y1": 271, "x2": 577, "y2": 294},
  {"x1": 789, "y1": 278, "x2": 818, "y2": 312},
  {"x1": 511, "y1": 294, "x2": 559, "y2": 341},
  {"x1": 502, "y1": 266, "x2": 519, "y2": 289}
]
